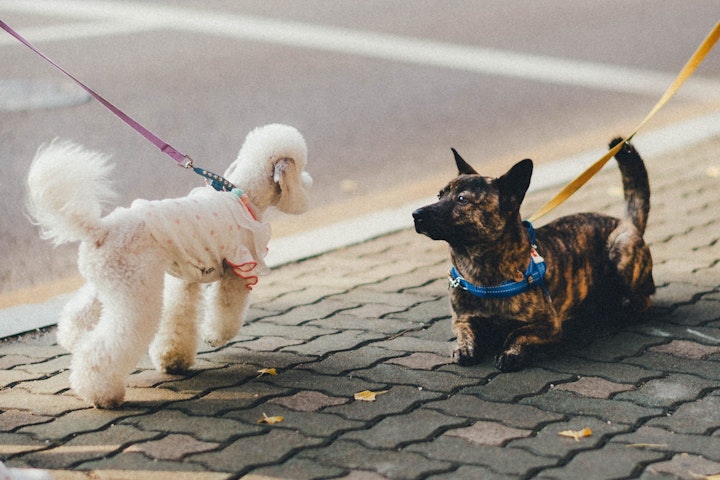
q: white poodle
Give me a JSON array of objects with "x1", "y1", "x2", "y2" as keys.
[{"x1": 26, "y1": 124, "x2": 312, "y2": 408}]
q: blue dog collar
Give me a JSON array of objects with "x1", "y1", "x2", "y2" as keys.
[{"x1": 448, "y1": 221, "x2": 549, "y2": 299}]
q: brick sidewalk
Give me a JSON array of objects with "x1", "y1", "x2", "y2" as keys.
[{"x1": 1, "y1": 136, "x2": 719, "y2": 480}]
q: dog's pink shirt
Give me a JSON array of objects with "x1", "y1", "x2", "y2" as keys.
[{"x1": 132, "y1": 187, "x2": 270, "y2": 285}]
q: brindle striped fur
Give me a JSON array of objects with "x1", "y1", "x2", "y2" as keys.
[{"x1": 413, "y1": 139, "x2": 654, "y2": 372}]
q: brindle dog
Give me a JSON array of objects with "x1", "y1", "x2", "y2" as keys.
[{"x1": 413, "y1": 138, "x2": 655, "y2": 372}]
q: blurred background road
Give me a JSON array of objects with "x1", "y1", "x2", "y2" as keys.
[{"x1": 1, "y1": 0, "x2": 719, "y2": 301}]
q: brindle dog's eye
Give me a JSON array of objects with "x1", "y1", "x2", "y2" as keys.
[{"x1": 457, "y1": 195, "x2": 468, "y2": 204}]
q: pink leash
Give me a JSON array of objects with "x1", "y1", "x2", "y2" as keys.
[{"x1": 1, "y1": 20, "x2": 237, "y2": 191}]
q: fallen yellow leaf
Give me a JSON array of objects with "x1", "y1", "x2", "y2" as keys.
[
  {"x1": 558, "y1": 427, "x2": 592, "y2": 442},
  {"x1": 257, "y1": 412, "x2": 284, "y2": 424},
  {"x1": 256, "y1": 368, "x2": 278, "y2": 378},
  {"x1": 690, "y1": 473, "x2": 720, "y2": 480},
  {"x1": 353, "y1": 390, "x2": 389, "y2": 402}
]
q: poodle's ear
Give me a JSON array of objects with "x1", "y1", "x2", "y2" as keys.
[
  {"x1": 273, "y1": 157, "x2": 313, "y2": 214},
  {"x1": 452, "y1": 148, "x2": 477, "y2": 175}
]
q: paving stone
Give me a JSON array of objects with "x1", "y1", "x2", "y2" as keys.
[
  {"x1": 461, "y1": 367, "x2": 574, "y2": 402},
  {"x1": 245, "y1": 456, "x2": 346, "y2": 480},
  {"x1": 666, "y1": 300, "x2": 720, "y2": 326},
  {"x1": 190, "y1": 429, "x2": 323, "y2": 473},
  {"x1": 302, "y1": 345, "x2": 404, "y2": 375},
  {"x1": 612, "y1": 426, "x2": 720, "y2": 462},
  {"x1": 426, "y1": 394, "x2": 564, "y2": 430},
  {"x1": 640, "y1": 453, "x2": 720, "y2": 480},
  {"x1": 425, "y1": 465, "x2": 508, "y2": 480},
  {"x1": 371, "y1": 335, "x2": 453, "y2": 357},
  {"x1": 0, "y1": 390, "x2": 87, "y2": 416},
  {"x1": 268, "y1": 390, "x2": 350, "y2": 412},
  {"x1": 77, "y1": 451, "x2": 211, "y2": 473},
  {"x1": 386, "y1": 352, "x2": 450, "y2": 370},
  {"x1": 18, "y1": 370, "x2": 70, "y2": 395},
  {"x1": 0, "y1": 432, "x2": 48, "y2": 455},
  {"x1": 0, "y1": 369, "x2": 41, "y2": 387},
  {"x1": 21, "y1": 424, "x2": 157, "y2": 469},
  {"x1": 508, "y1": 416, "x2": 630, "y2": 459},
  {"x1": 535, "y1": 443, "x2": 665, "y2": 480},
  {"x1": 120, "y1": 409, "x2": 259, "y2": 443},
  {"x1": 281, "y1": 330, "x2": 385, "y2": 356},
  {"x1": 340, "y1": 408, "x2": 466, "y2": 448},
  {"x1": 520, "y1": 390, "x2": 663, "y2": 425},
  {"x1": 169, "y1": 381, "x2": 292, "y2": 417},
  {"x1": 0, "y1": 354, "x2": 36, "y2": 369},
  {"x1": 552, "y1": 376, "x2": 635, "y2": 399},
  {"x1": 646, "y1": 391, "x2": 720, "y2": 434},
  {"x1": 323, "y1": 385, "x2": 442, "y2": 422},
  {"x1": 227, "y1": 335, "x2": 306, "y2": 352},
  {"x1": 259, "y1": 368, "x2": 386, "y2": 398},
  {"x1": 125, "y1": 433, "x2": 219, "y2": 461},
  {"x1": 614, "y1": 373, "x2": 717, "y2": 408},
  {"x1": 569, "y1": 330, "x2": 668, "y2": 361},
  {"x1": 65, "y1": 470, "x2": 230, "y2": 480},
  {"x1": 0, "y1": 410, "x2": 53, "y2": 431},
  {"x1": 381, "y1": 297, "x2": 451, "y2": 324},
  {"x1": 306, "y1": 312, "x2": 423, "y2": 336},
  {"x1": 352, "y1": 362, "x2": 476, "y2": 393},
  {"x1": 226, "y1": 404, "x2": 363, "y2": 438},
  {"x1": 19, "y1": 408, "x2": 143, "y2": 441},
  {"x1": 649, "y1": 339, "x2": 720, "y2": 359},
  {"x1": 298, "y1": 439, "x2": 452, "y2": 480},
  {"x1": 520, "y1": 357, "x2": 662, "y2": 384},
  {"x1": 444, "y1": 420, "x2": 532, "y2": 446},
  {"x1": 406, "y1": 435, "x2": 556, "y2": 476}
]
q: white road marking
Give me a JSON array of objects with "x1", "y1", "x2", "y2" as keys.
[{"x1": 1, "y1": 0, "x2": 719, "y2": 99}]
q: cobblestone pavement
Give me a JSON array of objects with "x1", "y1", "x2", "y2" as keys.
[{"x1": 1, "y1": 136, "x2": 719, "y2": 480}]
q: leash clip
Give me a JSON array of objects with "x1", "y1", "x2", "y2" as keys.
[{"x1": 180, "y1": 155, "x2": 194, "y2": 169}]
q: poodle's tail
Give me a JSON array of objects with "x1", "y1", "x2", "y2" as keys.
[{"x1": 26, "y1": 140, "x2": 117, "y2": 245}]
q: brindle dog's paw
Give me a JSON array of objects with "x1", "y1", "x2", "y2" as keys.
[
  {"x1": 495, "y1": 350, "x2": 525, "y2": 372},
  {"x1": 452, "y1": 345, "x2": 480, "y2": 366}
]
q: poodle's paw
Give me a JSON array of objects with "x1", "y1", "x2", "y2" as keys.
[
  {"x1": 70, "y1": 369, "x2": 125, "y2": 409},
  {"x1": 150, "y1": 348, "x2": 194, "y2": 374},
  {"x1": 202, "y1": 331, "x2": 233, "y2": 348}
]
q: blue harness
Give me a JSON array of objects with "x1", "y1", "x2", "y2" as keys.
[{"x1": 449, "y1": 221, "x2": 549, "y2": 299}]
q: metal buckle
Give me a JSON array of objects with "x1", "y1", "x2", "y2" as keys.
[{"x1": 180, "y1": 155, "x2": 194, "y2": 169}]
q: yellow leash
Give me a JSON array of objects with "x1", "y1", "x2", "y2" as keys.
[{"x1": 528, "y1": 20, "x2": 720, "y2": 223}]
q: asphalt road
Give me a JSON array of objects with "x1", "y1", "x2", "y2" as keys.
[{"x1": 1, "y1": 0, "x2": 719, "y2": 297}]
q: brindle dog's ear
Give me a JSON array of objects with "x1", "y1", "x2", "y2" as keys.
[
  {"x1": 452, "y1": 148, "x2": 478, "y2": 175},
  {"x1": 497, "y1": 159, "x2": 533, "y2": 212}
]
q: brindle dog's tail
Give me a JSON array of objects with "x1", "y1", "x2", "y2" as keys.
[{"x1": 610, "y1": 138, "x2": 650, "y2": 235}]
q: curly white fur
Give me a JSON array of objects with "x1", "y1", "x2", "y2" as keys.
[{"x1": 26, "y1": 124, "x2": 312, "y2": 408}]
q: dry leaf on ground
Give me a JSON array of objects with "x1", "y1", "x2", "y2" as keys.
[
  {"x1": 256, "y1": 368, "x2": 278, "y2": 378},
  {"x1": 353, "y1": 390, "x2": 388, "y2": 402},
  {"x1": 690, "y1": 473, "x2": 720, "y2": 480},
  {"x1": 257, "y1": 412, "x2": 284, "y2": 424},
  {"x1": 557, "y1": 427, "x2": 592, "y2": 442}
]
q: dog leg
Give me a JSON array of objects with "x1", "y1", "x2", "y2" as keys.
[
  {"x1": 496, "y1": 314, "x2": 561, "y2": 372},
  {"x1": 69, "y1": 263, "x2": 164, "y2": 408},
  {"x1": 202, "y1": 274, "x2": 252, "y2": 347},
  {"x1": 608, "y1": 221, "x2": 655, "y2": 313},
  {"x1": 57, "y1": 283, "x2": 101, "y2": 351},
  {"x1": 452, "y1": 313, "x2": 482, "y2": 365},
  {"x1": 149, "y1": 276, "x2": 201, "y2": 374}
]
